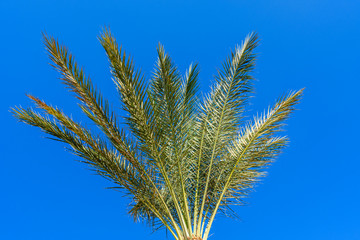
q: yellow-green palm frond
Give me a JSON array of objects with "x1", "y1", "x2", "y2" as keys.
[
  {"x1": 13, "y1": 29, "x2": 302, "y2": 240},
  {"x1": 189, "y1": 33, "x2": 259, "y2": 235}
]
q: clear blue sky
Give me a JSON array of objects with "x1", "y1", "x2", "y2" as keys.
[{"x1": 1, "y1": 0, "x2": 359, "y2": 239}]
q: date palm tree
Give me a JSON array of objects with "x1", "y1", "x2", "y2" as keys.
[{"x1": 13, "y1": 28, "x2": 303, "y2": 240}]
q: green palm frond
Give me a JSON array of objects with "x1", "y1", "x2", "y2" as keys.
[
  {"x1": 13, "y1": 29, "x2": 303, "y2": 240},
  {"x1": 191, "y1": 33, "x2": 258, "y2": 235}
]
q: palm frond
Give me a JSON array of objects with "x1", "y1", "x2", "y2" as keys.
[
  {"x1": 202, "y1": 89, "x2": 303, "y2": 239},
  {"x1": 14, "y1": 29, "x2": 302, "y2": 240},
  {"x1": 191, "y1": 33, "x2": 259, "y2": 234},
  {"x1": 99, "y1": 29, "x2": 190, "y2": 237},
  {"x1": 12, "y1": 96, "x2": 178, "y2": 236}
]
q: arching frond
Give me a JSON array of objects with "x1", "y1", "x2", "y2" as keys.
[{"x1": 202, "y1": 89, "x2": 303, "y2": 239}]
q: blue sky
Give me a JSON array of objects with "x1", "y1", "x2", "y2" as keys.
[{"x1": 1, "y1": 0, "x2": 359, "y2": 239}]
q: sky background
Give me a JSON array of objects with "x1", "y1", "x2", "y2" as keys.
[{"x1": 1, "y1": 0, "x2": 359, "y2": 239}]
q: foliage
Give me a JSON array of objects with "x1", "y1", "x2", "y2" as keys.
[{"x1": 12, "y1": 29, "x2": 303, "y2": 240}]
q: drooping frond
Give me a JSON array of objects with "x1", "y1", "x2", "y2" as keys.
[
  {"x1": 13, "y1": 29, "x2": 302, "y2": 240},
  {"x1": 12, "y1": 95, "x2": 178, "y2": 236},
  {"x1": 42, "y1": 34, "x2": 136, "y2": 166},
  {"x1": 22, "y1": 33, "x2": 182, "y2": 238}
]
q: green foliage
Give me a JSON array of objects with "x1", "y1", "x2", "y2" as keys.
[{"x1": 12, "y1": 29, "x2": 303, "y2": 240}]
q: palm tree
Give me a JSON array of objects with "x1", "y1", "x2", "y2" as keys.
[{"x1": 13, "y1": 28, "x2": 303, "y2": 240}]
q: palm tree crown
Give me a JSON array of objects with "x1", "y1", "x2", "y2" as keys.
[{"x1": 13, "y1": 29, "x2": 303, "y2": 240}]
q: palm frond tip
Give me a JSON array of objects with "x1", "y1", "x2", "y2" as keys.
[{"x1": 12, "y1": 30, "x2": 303, "y2": 240}]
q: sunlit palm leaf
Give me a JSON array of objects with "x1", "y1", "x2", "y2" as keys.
[{"x1": 13, "y1": 29, "x2": 302, "y2": 240}]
